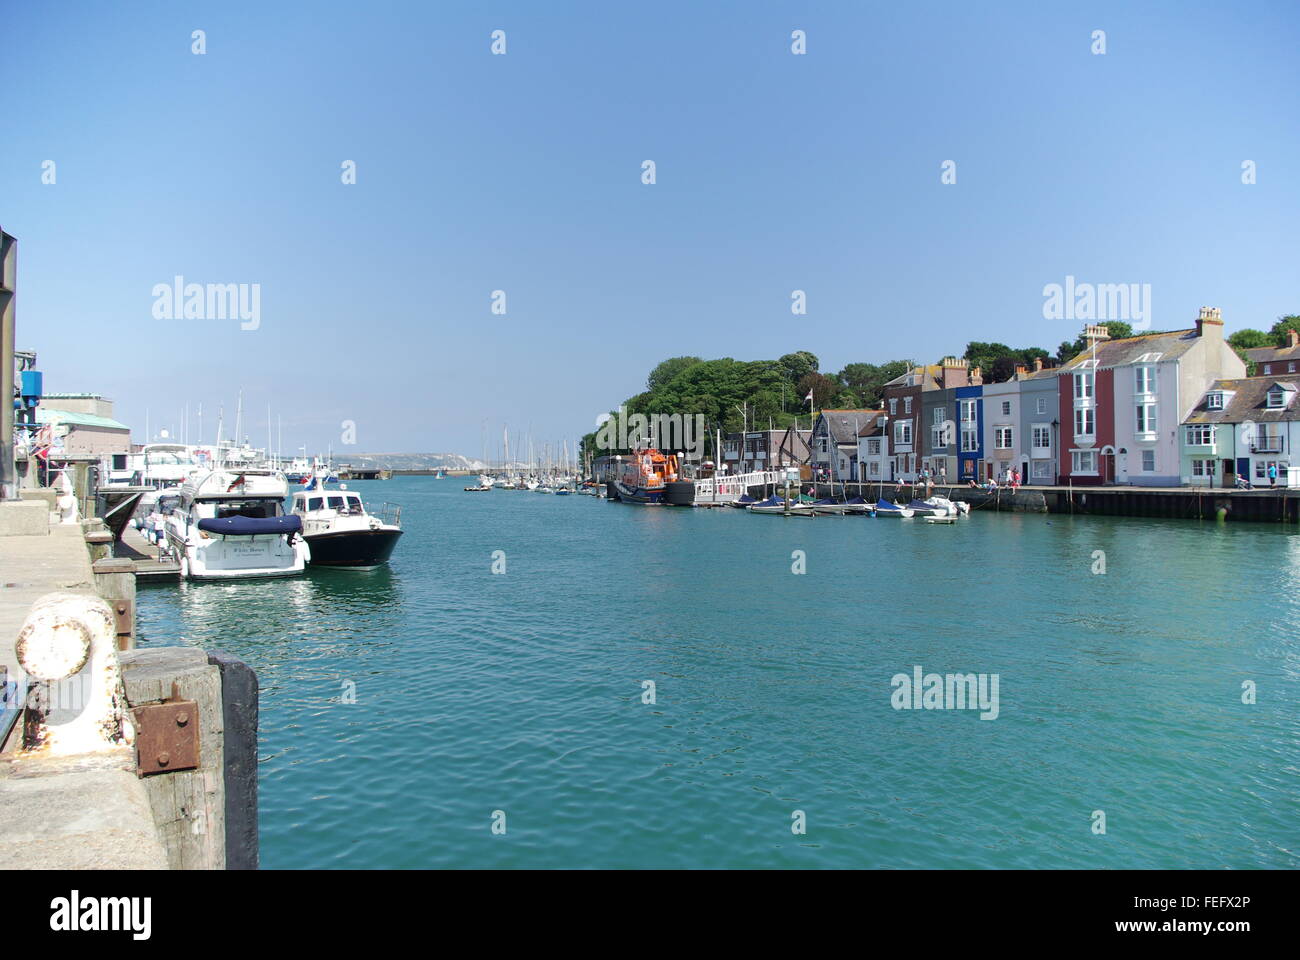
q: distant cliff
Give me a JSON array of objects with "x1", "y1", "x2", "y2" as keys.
[{"x1": 339, "y1": 452, "x2": 487, "y2": 471}]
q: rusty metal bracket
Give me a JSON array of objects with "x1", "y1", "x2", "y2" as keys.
[
  {"x1": 112, "y1": 598, "x2": 133, "y2": 637},
  {"x1": 132, "y1": 682, "x2": 199, "y2": 776}
]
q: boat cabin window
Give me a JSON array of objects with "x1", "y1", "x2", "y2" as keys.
[{"x1": 213, "y1": 499, "x2": 281, "y2": 520}]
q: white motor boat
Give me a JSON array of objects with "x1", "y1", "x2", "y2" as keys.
[{"x1": 164, "y1": 468, "x2": 308, "y2": 580}]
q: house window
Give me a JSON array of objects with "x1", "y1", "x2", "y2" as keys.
[
  {"x1": 1001, "y1": 401, "x2": 1011, "y2": 416},
  {"x1": 889, "y1": 398, "x2": 897, "y2": 415},
  {"x1": 960, "y1": 426, "x2": 979, "y2": 453},
  {"x1": 1135, "y1": 403, "x2": 1157, "y2": 435},
  {"x1": 960, "y1": 399, "x2": 977, "y2": 423},
  {"x1": 1185, "y1": 425, "x2": 1215, "y2": 446},
  {"x1": 1036, "y1": 397, "x2": 1047, "y2": 414},
  {"x1": 1032, "y1": 460, "x2": 1052, "y2": 479},
  {"x1": 1073, "y1": 407, "x2": 1094, "y2": 437},
  {"x1": 1074, "y1": 371, "x2": 1094, "y2": 400},
  {"x1": 1206, "y1": 392, "x2": 1223, "y2": 410},
  {"x1": 1290, "y1": 363, "x2": 1297, "y2": 373},
  {"x1": 933, "y1": 407, "x2": 945, "y2": 425},
  {"x1": 869, "y1": 460, "x2": 879, "y2": 476},
  {"x1": 1263, "y1": 365, "x2": 1272, "y2": 375},
  {"x1": 903, "y1": 397, "x2": 912, "y2": 414},
  {"x1": 1135, "y1": 364, "x2": 1157, "y2": 395},
  {"x1": 1032, "y1": 425, "x2": 1051, "y2": 449},
  {"x1": 1142, "y1": 449, "x2": 1155, "y2": 472},
  {"x1": 995, "y1": 426, "x2": 1013, "y2": 449},
  {"x1": 894, "y1": 421, "x2": 912, "y2": 445},
  {"x1": 1072, "y1": 450, "x2": 1098, "y2": 474},
  {"x1": 867, "y1": 439, "x2": 880, "y2": 455}
]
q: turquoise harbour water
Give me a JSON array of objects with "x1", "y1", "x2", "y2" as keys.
[{"x1": 137, "y1": 478, "x2": 1299, "y2": 869}]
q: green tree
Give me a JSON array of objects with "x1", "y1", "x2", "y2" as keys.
[
  {"x1": 778, "y1": 351, "x2": 820, "y2": 384},
  {"x1": 1228, "y1": 328, "x2": 1270, "y2": 350},
  {"x1": 797, "y1": 372, "x2": 839, "y2": 410},
  {"x1": 1269, "y1": 315, "x2": 1300, "y2": 346},
  {"x1": 646, "y1": 356, "x2": 703, "y2": 392}
]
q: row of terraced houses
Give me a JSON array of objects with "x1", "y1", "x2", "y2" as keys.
[{"x1": 806, "y1": 308, "x2": 1300, "y2": 489}]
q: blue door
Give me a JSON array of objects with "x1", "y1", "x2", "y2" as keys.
[{"x1": 1237, "y1": 457, "x2": 1250, "y2": 483}]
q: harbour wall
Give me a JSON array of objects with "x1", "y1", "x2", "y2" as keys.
[
  {"x1": 0, "y1": 492, "x2": 259, "y2": 869},
  {"x1": 764, "y1": 481, "x2": 1300, "y2": 523}
]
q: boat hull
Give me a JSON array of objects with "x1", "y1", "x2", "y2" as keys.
[
  {"x1": 305, "y1": 528, "x2": 403, "y2": 568},
  {"x1": 612, "y1": 480, "x2": 666, "y2": 504}
]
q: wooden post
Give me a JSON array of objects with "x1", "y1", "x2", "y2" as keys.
[{"x1": 92, "y1": 557, "x2": 137, "y2": 650}]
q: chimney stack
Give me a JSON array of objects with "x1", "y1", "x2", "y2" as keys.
[
  {"x1": 1033, "y1": 357, "x2": 1044, "y2": 373},
  {"x1": 941, "y1": 356, "x2": 970, "y2": 388},
  {"x1": 1288, "y1": 328, "x2": 1299, "y2": 349},
  {"x1": 1014, "y1": 364, "x2": 1029, "y2": 378},
  {"x1": 1083, "y1": 323, "x2": 1111, "y2": 350},
  {"x1": 968, "y1": 366, "x2": 983, "y2": 386},
  {"x1": 1195, "y1": 306, "x2": 1223, "y2": 341}
]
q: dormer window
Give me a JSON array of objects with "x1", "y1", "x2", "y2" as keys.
[
  {"x1": 1206, "y1": 392, "x2": 1224, "y2": 410},
  {"x1": 1266, "y1": 387, "x2": 1288, "y2": 409}
]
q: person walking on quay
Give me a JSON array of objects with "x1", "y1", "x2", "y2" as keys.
[{"x1": 1269, "y1": 462, "x2": 1278, "y2": 487}]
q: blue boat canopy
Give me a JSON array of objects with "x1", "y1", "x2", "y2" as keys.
[{"x1": 197, "y1": 515, "x2": 302, "y2": 537}]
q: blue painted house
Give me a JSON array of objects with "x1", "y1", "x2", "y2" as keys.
[{"x1": 955, "y1": 382, "x2": 985, "y2": 482}]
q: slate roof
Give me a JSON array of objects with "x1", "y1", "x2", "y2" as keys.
[
  {"x1": 1058, "y1": 329, "x2": 1200, "y2": 371},
  {"x1": 882, "y1": 364, "x2": 944, "y2": 390},
  {"x1": 815, "y1": 410, "x2": 884, "y2": 444},
  {"x1": 1183, "y1": 376, "x2": 1300, "y2": 425},
  {"x1": 1245, "y1": 343, "x2": 1300, "y2": 366}
]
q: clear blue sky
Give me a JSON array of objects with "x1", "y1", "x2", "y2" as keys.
[{"x1": 2, "y1": 1, "x2": 1297, "y2": 456}]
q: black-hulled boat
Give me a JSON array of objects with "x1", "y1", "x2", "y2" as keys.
[{"x1": 290, "y1": 482, "x2": 403, "y2": 569}]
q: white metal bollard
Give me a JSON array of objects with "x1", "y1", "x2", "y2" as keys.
[{"x1": 14, "y1": 592, "x2": 131, "y2": 755}]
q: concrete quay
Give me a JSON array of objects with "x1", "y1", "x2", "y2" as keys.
[{"x1": 1, "y1": 495, "x2": 258, "y2": 870}]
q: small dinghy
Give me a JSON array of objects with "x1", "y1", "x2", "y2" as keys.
[
  {"x1": 841, "y1": 496, "x2": 875, "y2": 515},
  {"x1": 924, "y1": 515, "x2": 957, "y2": 524},
  {"x1": 731, "y1": 494, "x2": 762, "y2": 509},
  {"x1": 748, "y1": 495, "x2": 815, "y2": 516},
  {"x1": 875, "y1": 499, "x2": 915, "y2": 518}
]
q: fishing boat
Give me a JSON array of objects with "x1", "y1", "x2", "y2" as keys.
[
  {"x1": 747, "y1": 495, "x2": 815, "y2": 516},
  {"x1": 611, "y1": 447, "x2": 681, "y2": 505},
  {"x1": 875, "y1": 499, "x2": 915, "y2": 518},
  {"x1": 290, "y1": 482, "x2": 402, "y2": 568},
  {"x1": 906, "y1": 498, "x2": 950, "y2": 518},
  {"x1": 464, "y1": 483, "x2": 491, "y2": 491},
  {"x1": 164, "y1": 468, "x2": 308, "y2": 580}
]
